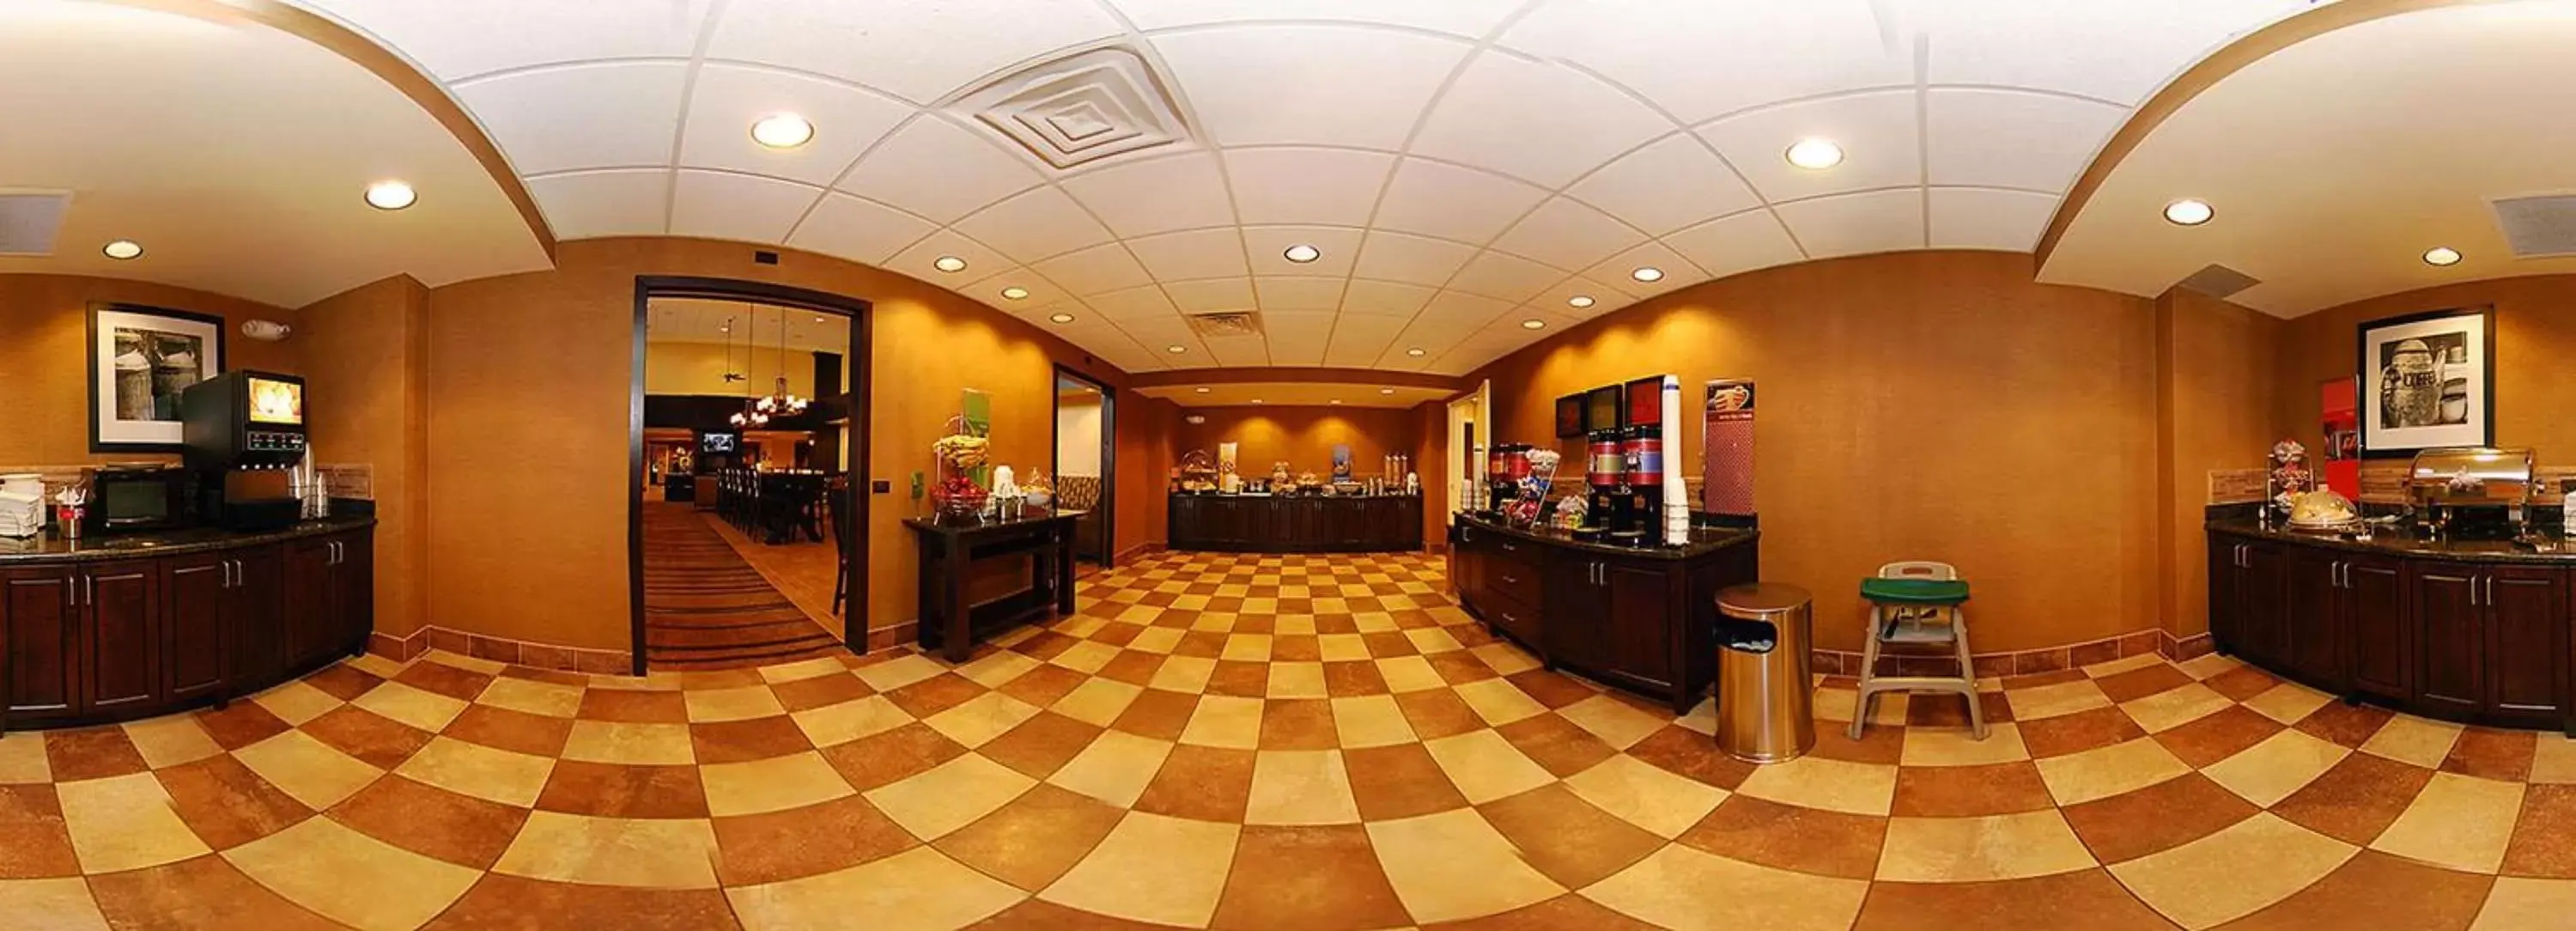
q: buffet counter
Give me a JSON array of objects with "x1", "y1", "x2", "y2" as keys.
[{"x1": 1168, "y1": 493, "x2": 1423, "y2": 553}]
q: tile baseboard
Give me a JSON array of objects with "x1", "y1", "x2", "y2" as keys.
[
  {"x1": 368, "y1": 626, "x2": 633, "y2": 675},
  {"x1": 1808, "y1": 628, "x2": 2171, "y2": 679}
]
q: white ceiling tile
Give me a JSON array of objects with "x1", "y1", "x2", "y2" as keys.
[
  {"x1": 838, "y1": 117, "x2": 1042, "y2": 224},
  {"x1": 676, "y1": 64, "x2": 913, "y2": 187},
  {"x1": 526, "y1": 168, "x2": 671, "y2": 239},
  {"x1": 1924, "y1": 88, "x2": 2126, "y2": 193},
  {"x1": 1206, "y1": 338, "x2": 1271, "y2": 367},
  {"x1": 1263, "y1": 340, "x2": 1327, "y2": 367},
  {"x1": 1567, "y1": 133, "x2": 1765, "y2": 236},
  {"x1": 1447, "y1": 251, "x2": 1566, "y2": 304},
  {"x1": 1415, "y1": 290, "x2": 1514, "y2": 329},
  {"x1": 787, "y1": 192, "x2": 935, "y2": 265},
  {"x1": 1697, "y1": 90, "x2": 1921, "y2": 203},
  {"x1": 1252, "y1": 276, "x2": 1346, "y2": 311},
  {"x1": 1927, "y1": 187, "x2": 2059, "y2": 252},
  {"x1": 884, "y1": 229, "x2": 1013, "y2": 285},
  {"x1": 1772, "y1": 188, "x2": 1927, "y2": 259},
  {"x1": 1498, "y1": 0, "x2": 1909, "y2": 124},
  {"x1": 1916, "y1": 0, "x2": 2306, "y2": 104},
  {"x1": 1086, "y1": 285, "x2": 1181, "y2": 321},
  {"x1": 1163, "y1": 277, "x2": 1256, "y2": 313},
  {"x1": 1118, "y1": 316, "x2": 1204, "y2": 355},
  {"x1": 1582, "y1": 241, "x2": 1709, "y2": 299},
  {"x1": 1530, "y1": 277, "x2": 1634, "y2": 324},
  {"x1": 967, "y1": 272, "x2": 1066, "y2": 309},
  {"x1": 1664, "y1": 210, "x2": 1806, "y2": 283},
  {"x1": 1411, "y1": 53, "x2": 1674, "y2": 188},
  {"x1": 668, "y1": 170, "x2": 821, "y2": 244},
  {"x1": 1492, "y1": 198, "x2": 1647, "y2": 272},
  {"x1": 1324, "y1": 313, "x2": 1408, "y2": 365},
  {"x1": 456, "y1": 62, "x2": 690, "y2": 176},
  {"x1": 1258, "y1": 310, "x2": 1337, "y2": 350},
  {"x1": 1031, "y1": 243, "x2": 1153, "y2": 295},
  {"x1": 1058, "y1": 153, "x2": 1236, "y2": 238},
  {"x1": 1340, "y1": 279, "x2": 1439, "y2": 318},
  {"x1": 302, "y1": 0, "x2": 713, "y2": 80},
  {"x1": 1240, "y1": 226, "x2": 1362, "y2": 277},
  {"x1": 951, "y1": 186, "x2": 1114, "y2": 261},
  {"x1": 1224, "y1": 147, "x2": 1393, "y2": 226},
  {"x1": 1108, "y1": 0, "x2": 1519, "y2": 37},
  {"x1": 1373, "y1": 159, "x2": 1547, "y2": 244},
  {"x1": 1351, "y1": 231, "x2": 1477, "y2": 287},
  {"x1": 707, "y1": 0, "x2": 1125, "y2": 105},
  {"x1": 1126, "y1": 228, "x2": 1250, "y2": 280},
  {"x1": 1151, "y1": 25, "x2": 1471, "y2": 149}
]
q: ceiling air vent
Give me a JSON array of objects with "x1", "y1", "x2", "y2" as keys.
[
  {"x1": 2173, "y1": 264, "x2": 2261, "y2": 299},
  {"x1": 1186, "y1": 311, "x2": 1264, "y2": 338},
  {"x1": 2492, "y1": 194, "x2": 2576, "y2": 258},
  {"x1": 0, "y1": 190, "x2": 73, "y2": 256},
  {"x1": 951, "y1": 46, "x2": 1194, "y2": 173}
]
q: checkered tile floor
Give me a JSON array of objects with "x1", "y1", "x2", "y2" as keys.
[{"x1": 5, "y1": 551, "x2": 2576, "y2": 929}]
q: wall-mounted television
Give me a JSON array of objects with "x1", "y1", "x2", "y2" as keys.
[{"x1": 700, "y1": 431, "x2": 739, "y2": 454}]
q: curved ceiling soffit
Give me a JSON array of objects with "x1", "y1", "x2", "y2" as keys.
[
  {"x1": 2035, "y1": 0, "x2": 2471, "y2": 272},
  {"x1": 115, "y1": 0, "x2": 558, "y2": 261}
]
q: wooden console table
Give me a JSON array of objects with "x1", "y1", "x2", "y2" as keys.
[{"x1": 903, "y1": 508, "x2": 1084, "y2": 662}]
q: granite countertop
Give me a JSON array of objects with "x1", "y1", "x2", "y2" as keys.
[
  {"x1": 0, "y1": 515, "x2": 375, "y2": 565},
  {"x1": 2208, "y1": 517, "x2": 2576, "y2": 564},
  {"x1": 1456, "y1": 512, "x2": 1758, "y2": 561},
  {"x1": 1170, "y1": 492, "x2": 1423, "y2": 500},
  {"x1": 902, "y1": 507, "x2": 1087, "y2": 535}
]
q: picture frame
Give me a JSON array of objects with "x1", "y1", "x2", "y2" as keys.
[
  {"x1": 2358, "y1": 306, "x2": 2493, "y2": 458},
  {"x1": 88, "y1": 303, "x2": 227, "y2": 453}
]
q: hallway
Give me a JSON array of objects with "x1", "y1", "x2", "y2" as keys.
[{"x1": 641, "y1": 502, "x2": 841, "y2": 671}]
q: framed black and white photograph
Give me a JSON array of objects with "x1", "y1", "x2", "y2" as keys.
[
  {"x1": 88, "y1": 303, "x2": 225, "y2": 452},
  {"x1": 2359, "y1": 306, "x2": 2492, "y2": 458}
]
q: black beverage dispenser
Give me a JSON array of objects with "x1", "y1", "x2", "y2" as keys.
[{"x1": 179, "y1": 370, "x2": 308, "y2": 530}]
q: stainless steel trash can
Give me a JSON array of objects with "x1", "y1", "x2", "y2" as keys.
[{"x1": 1714, "y1": 583, "x2": 1815, "y2": 763}]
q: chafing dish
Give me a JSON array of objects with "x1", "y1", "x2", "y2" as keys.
[{"x1": 2407, "y1": 447, "x2": 2536, "y2": 538}]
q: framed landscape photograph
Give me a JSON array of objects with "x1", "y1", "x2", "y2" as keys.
[
  {"x1": 88, "y1": 303, "x2": 226, "y2": 452},
  {"x1": 2359, "y1": 306, "x2": 2492, "y2": 458}
]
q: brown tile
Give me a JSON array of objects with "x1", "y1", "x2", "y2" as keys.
[
  {"x1": 195, "y1": 702, "x2": 295, "y2": 751},
  {"x1": 1321, "y1": 660, "x2": 1389, "y2": 697},
  {"x1": 1809, "y1": 720, "x2": 1905, "y2": 765},
  {"x1": 817, "y1": 722, "x2": 968, "y2": 792},
  {"x1": 1426, "y1": 652, "x2": 1498, "y2": 685},
  {"x1": 1096, "y1": 649, "x2": 1168, "y2": 686},
  {"x1": 934, "y1": 783, "x2": 1129, "y2": 891},
  {"x1": 1676, "y1": 793, "x2": 1887, "y2": 879},
  {"x1": 2216, "y1": 849, "x2": 2493, "y2": 931},
  {"x1": 576, "y1": 689, "x2": 689, "y2": 724},
  {"x1": 2068, "y1": 638, "x2": 2122, "y2": 667},
  {"x1": 535, "y1": 760, "x2": 709, "y2": 819},
  {"x1": 1091, "y1": 622, "x2": 1145, "y2": 648},
  {"x1": 444, "y1": 704, "x2": 575, "y2": 758},
  {"x1": 2017, "y1": 705, "x2": 2148, "y2": 759},
  {"x1": 712, "y1": 794, "x2": 917, "y2": 886},
  {"x1": 2441, "y1": 727, "x2": 2537, "y2": 782},
  {"x1": 1625, "y1": 725, "x2": 1757, "y2": 791},
  {"x1": 1359, "y1": 630, "x2": 1417, "y2": 658},
  {"x1": 1012, "y1": 630, "x2": 1080, "y2": 661},
  {"x1": 1904, "y1": 691, "x2": 2016, "y2": 728},
  {"x1": 1499, "y1": 670, "x2": 1591, "y2": 710},
  {"x1": 2271, "y1": 751, "x2": 2438, "y2": 847},
  {"x1": 1496, "y1": 713, "x2": 1618, "y2": 777},
  {"x1": 1422, "y1": 894, "x2": 1664, "y2": 931},
  {"x1": 1209, "y1": 660, "x2": 1273, "y2": 697},
  {"x1": 428, "y1": 628, "x2": 470, "y2": 655},
  {"x1": 1109, "y1": 688, "x2": 1200, "y2": 740},
  {"x1": 1855, "y1": 869, "x2": 2174, "y2": 931},
  {"x1": 1891, "y1": 761, "x2": 2056, "y2": 818},
  {"x1": 517, "y1": 644, "x2": 583, "y2": 674},
  {"x1": 302, "y1": 664, "x2": 386, "y2": 702},
  {"x1": 2013, "y1": 649, "x2": 2070, "y2": 676},
  {"x1": 2122, "y1": 630, "x2": 2165, "y2": 658},
  {"x1": 972, "y1": 898, "x2": 1174, "y2": 930},
  {"x1": 772, "y1": 671, "x2": 876, "y2": 712},
  {"x1": 1212, "y1": 824, "x2": 1412, "y2": 931},
  {"x1": 1173, "y1": 630, "x2": 1228, "y2": 659},
  {"x1": 1344, "y1": 743, "x2": 1471, "y2": 821},
  {"x1": 88, "y1": 854, "x2": 347, "y2": 931},
  {"x1": 979, "y1": 711, "x2": 1107, "y2": 779},
  {"x1": 45, "y1": 726, "x2": 149, "y2": 781},
  {"x1": 2293, "y1": 702, "x2": 2395, "y2": 749},
  {"x1": 468, "y1": 635, "x2": 522, "y2": 666},
  {"x1": 154, "y1": 754, "x2": 314, "y2": 850},
  {"x1": 689, "y1": 715, "x2": 816, "y2": 764},
  {"x1": 2000, "y1": 668, "x2": 2086, "y2": 689},
  {"x1": 677, "y1": 668, "x2": 766, "y2": 691},
  {"x1": 1259, "y1": 698, "x2": 1339, "y2": 751},
  {"x1": 2094, "y1": 664, "x2": 2194, "y2": 703},
  {"x1": 425, "y1": 874, "x2": 740, "y2": 930},
  {"x1": 396, "y1": 661, "x2": 495, "y2": 702},
  {"x1": 1479, "y1": 783, "x2": 1666, "y2": 887},
  {"x1": 997, "y1": 663, "x2": 1088, "y2": 708},
  {"x1": 1134, "y1": 745, "x2": 1256, "y2": 822},
  {"x1": 1393, "y1": 689, "x2": 1485, "y2": 740},
  {"x1": 327, "y1": 774, "x2": 528, "y2": 869},
  {"x1": 885, "y1": 672, "x2": 987, "y2": 718},
  {"x1": 2505, "y1": 784, "x2": 2576, "y2": 879},
  {"x1": 1270, "y1": 635, "x2": 1323, "y2": 662},
  {"x1": 500, "y1": 666, "x2": 590, "y2": 688},
  {"x1": 0, "y1": 784, "x2": 79, "y2": 879},
  {"x1": 299, "y1": 705, "x2": 435, "y2": 770},
  {"x1": 2203, "y1": 665, "x2": 2283, "y2": 702},
  {"x1": 2153, "y1": 704, "x2": 2287, "y2": 768},
  {"x1": 2060, "y1": 771, "x2": 2259, "y2": 864}
]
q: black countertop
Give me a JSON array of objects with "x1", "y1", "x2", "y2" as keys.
[
  {"x1": 1456, "y1": 512, "x2": 1758, "y2": 561},
  {"x1": 2209, "y1": 517, "x2": 2576, "y2": 565},
  {"x1": 902, "y1": 507, "x2": 1086, "y2": 537},
  {"x1": 1170, "y1": 491, "x2": 1423, "y2": 500},
  {"x1": 0, "y1": 515, "x2": 375, "y2": 565}
]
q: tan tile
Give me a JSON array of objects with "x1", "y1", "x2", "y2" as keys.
[
  {"x1": 1899, "y1": 722, "x2": 2031, "y2": 767},
  {"x1": 1454, "y1": 678, "x2": 1547, "y2": 727},
  {"x1": 56, "y1": 772, "x2": 210, "y2": 873},
  {"x1": 1734, "y1": 755, "x2": 1897, "y2": 816},
  {"x1": 223, "y1": 816, "x2": 479, "y2": 931},
  {"x1": 0, "y1": 733, "x2": 50, "y2": 784},
  {"x1": 1563, "y1": 755, "x2": 1727, "y2": 838},
  {"x1": 1423, "y1": 729, "x2": 1554, "y2": 805},
  {"x1": 957, "y1": 649, "x2": 1042, "y2": 689},
  {"x1": 1376, "y1": 655, "x2": 1445, "y2": 692},
  {"x1": 2034, "y1": 738, "x2": 2190, "y2": 806},
  {"x1": 702, "y1": 751, "x2": 857, "y2": 818},
  {"x1": 683, "y1": 685, "x2": 787, "y2": 723},
  {"x1": 250, "y1": 679, "x2": 343, "y2": 726},
  {"x1": 1045, "y1": 731, "x2": 1173, "y2": 808},
  {"x1": 1179, "y1": 694, "x2": 1262, "y2": 749},
  {"x1": 394, "y1": 735, "x2": 556, "y2": 807},
  {"x1": 121, "y1": 715, "x2": 222, "y2": 770},
  {"x1": 562, "y1": 720, "x2": 696, "y2": 765},
  {"x1": 1406, "y1": 626, "x2": 1465, "y2": 654},
  {"x1": 493, "y1": 810, "x2": 718, "y2": 888},
  {"x1": 853, "y1": 654, "x2": 947, "y2": 691},
  {"x1": 1317, "y1": 633, "x2": 1370, "y2": 662},
  {"x1": 2006, "y1": 679, "x2": 2112, "y2": 721},
  {"x1": 1471, "y1": 642, "x2": 1540, "y2": 676},
  {"x1": 2243, "y1": 681, "x2": 2336, "y2": 726},
  {"x1": 1126, "y1": 625, "x2": 1185, "y2": 654},
  {"x1": 0, "y1": 878, "x2": 106, "y2": 930},
  {"x1": 1875, "y1": 810, "x2": 2095, "y2": 882},
  {"x1": 1813, "y1": 687, "x2": 1909, "y2": 726},
  {"x1": 2109, "y1": 812, "x2": 2357, "y2": 929},
  {"x1": 2535, "y1": 737, "x2": 2576, "y2": 785},
  {"x1": 1048, "y1": 678, "x2": 1143, "y2": 727},
  {"x1": 757, "y1": 656, "x2": 847, "y2": 685},
  {"x1": 2176, "y1": 652, "x2": 2242, "y2": 679},
  {"x1": 729, "y1": 845, "x2": 1021, "y2": 931},
  {"x1": 2371, "y1": 770, "x2": 2525, "y2": 873},
  {"x1": 1367, "y1": 808, "x2": 1564, "y2": 923},
  {"x1": 2117, "y1": 682, "x2": 2231, "y2": 733},
  {"x1": 1220, "y1": 633, "x2": 1273, "y2": 661},
  {"x1": 349, "y1": 681, "x2": 468, "y2": 733},
  {"x1": 920, "y1": 692, "x2": 1042, "y2": 749},
  {"x1": 1558, "y1": 694, "x2": 1672, "y2": 751},
  {"x1": 1147, "y1": 655, "x2": 1216, "y2": 693},
  {"x1": 865, "y1": 753, "x2": 1036, "y2": 840},
  {"x1": 2083, "y1": 654, "x2": 2163, "y2": 678},
  {"x1": 478, "y1": 677, "x2": 586, "y2": 719},
  {"x1": 426, "y1": 649, "x2": 507, "y2": 675},
  {"x1": 2362, "y1": 714, "x2": 2466, "y2": 769},
  {"x1": 232, "y1": 730, "x2": 382, "y2": 810},
  {"x1": 1039, "y1": 812, "x2": 1238, "y2": 927},
  {"x1": 1267, "y1": 661, "x2": 1329, "y2": 699},
  {"x1": 1330, "y1": 694, "x2": 1417, "y2": 748},
  {"x1": 2474, "y1": 877, "x2": 2576, "y2": 931},
  {"x1": 1245, "y1": 750, "x2": 1361, "y2": 825},
  {"x1": 1050, "y1": 641, "x2": 1121, "y2": 674},
  {"x1": 2202, "y1": 728, "x2": 2351, "y2": 806},
  {"x1": 1583, "y1": 841, "x2": 1868, "y2": 931}
]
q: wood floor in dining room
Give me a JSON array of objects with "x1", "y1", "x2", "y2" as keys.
[{"x1": 641, "y1": 502, "x2": 843, "y2": 671}]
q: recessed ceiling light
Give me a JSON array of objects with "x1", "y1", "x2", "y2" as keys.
[
  {"x1": 1000, "y1": 286, "x2": 1030, "y2": 301},
  {"x1": 1784, "y1": 138, "x2": 1844, "y2": 170},
  {"x1": 1330, "y1": 399, "x2": 1342, "y2": 405},
  {"x1": 750, "y1": 113, "x2": 815, "y2": 149},
  {"x1": 812, "y1": 315, "x2": 825, "y2": 323},
  {"x1": 364, "y1": 180, "x2": 416, "y2": 210},
  {"x1": 1166, "y1": 344, "x2": 1187, "y2": 354},
  {"x1": 1567, "y1": 295, "x2": 1595, "y2": 308},
  {"x1": 1631, "y1": 266, "x2": 1664, "y2": 283},
  {"x1": 720, "y1": 326, "x2": 731, "y2": 333},
  {"x1": 1194, "y1": 386, "x2": 1211, "y2": 393},
  {"x1": 1048, "y1": 312, "x2": 1076, "y2": 324},
  {"x1": 1520, "y1": 319, "x2": 1546, "y2": 330},
  {"x1": 1406, "y1": 347, "x2": 1426, "y2": 356},
  {"x1": 1283, "y1": 244, "x2": 1321, "y2": 264},
  {"x1": 101, "y1": 240, "x2": 142, "y2": 260},
  {"x1": 1251, "y1": 399, "x2": 1264, "y2": 405},
  {"x1": 933, "y1": 255, "x2": 968, "y2": 273},
  {"x1": 2423, "y1": 246, "x2": 2463, "y2": 266},
  {"x1": 1379, "y1": 388, "x2": 1395, "y2": 395},
  {"x1": 2163, "y1": 199, "x2": 2214, "y2": 226}
]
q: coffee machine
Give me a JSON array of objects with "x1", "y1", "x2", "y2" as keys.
[
  {"x1": 1486, "y1": 443, "x2": 1529, "y2": 515},
  {"x1": 179, "y1": 370, "x2": 308, "y2": 531},
  {"x1": 1613, "y1": 377, "x2": 1667, "y2": 546},
  {"x1": 1578, "y1": 386, "x2": 1626, "y2": 542}
]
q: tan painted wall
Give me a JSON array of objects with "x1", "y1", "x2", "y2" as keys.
[
  {"x1": 296, "y1": 275, "x2": 432, "y2": 639},
  {"x1": 0, "y1": 275, "x2": 298, "y2": 467},
  {"x1": 1176, "y1": 405, "x2": 1418, "y2": 478},
  {"x1": 1115, "y1": 391, "x2": 1179, "y2": 559},
  {"x1": 2274, "y1": 275, "x2": 2576, "y2": 466},
  {"x1": 2157, "y1": 289, "x2": 2282, "y2": 641}
]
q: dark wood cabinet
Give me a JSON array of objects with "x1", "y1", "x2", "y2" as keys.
[
  {"x1": 283, "y1": 531, "x2": 371, "y2": 672},
  {"x1": 3, "y1": 568, "x2": 80, "y2": 721},
  {"x1": 79, "y1": 560, "x2": 163, "y2": 715},
  {"x1": 1169, "y1": 495, "x2": 1423, "y2": 553},
  {"x1": 162, "y1": 554, "x2": 230, "y2": 705},
  {"x1": 2209, "y1": 535, "x2": 2288, "y2": 668},
  {"x1": 2348, "y1": 556, "x2": 2409, "y2": 700},
  {"x1": 1452, "y1": 516, "x2": 1758, "y2": 713},
  {"x1": 2485, "y1": 565, "x2": 2566, "y2": 724},
  {"x1": 2284, "y1": 546, "x2": 2343, "y2": 688},
  {"x1": 2410, "y1": 561, "x2": 2486, "y2": 718}
]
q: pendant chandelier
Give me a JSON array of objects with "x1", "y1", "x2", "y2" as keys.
[
  {"x1": 753, "y1": 304, "x2": 808, "y2": 418},
  {"x1": 725, "y1": 307, "x2": 769, "y2": 428}
]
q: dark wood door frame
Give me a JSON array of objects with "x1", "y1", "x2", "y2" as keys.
[
  {"x1": 631, "y1": 277, "x2": 872, "y2": 675},
  {"x1": 1051, "y1": 364, "x2": 1116, "y2": 565}
]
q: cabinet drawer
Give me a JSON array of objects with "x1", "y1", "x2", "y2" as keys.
[
  {"x1": 1487, "y1": 557, "x2": 1542, "y2": 606},
  {"x1": 1481, "y1": 589, "x2": 1542, "y2": 642}
]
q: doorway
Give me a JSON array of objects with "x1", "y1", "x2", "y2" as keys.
[
  {"x1": 1447, "y1": 386, "x2": 1484, "y2": 523},
  {"x1": 1053, "y1": 366, "x2": 1115, "y2": 569}
]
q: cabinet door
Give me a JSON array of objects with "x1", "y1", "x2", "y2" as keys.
[
  {"x1": 2208, "y1": 535, "x2": 2241, "y2": 653},
  {"x1": 162, "y1": 554, "x2": 228, "y2": 703},
  {"x1": 283, "y1": 539, "x2": 338, "y2": 671},
  {"x1": 2346, "y1": 556, "x2": 2411, "y2": 700},
  {"x1": 80, "y1": 560, "x2": 161, "y2": 715},
  {"x1": 1540, "y1": 558, "x2": 1596, "y2": 668},
  {"x1": 1604, "y1": 563, "x2": 1676, "y2": 687},
  {"x1": 2484, "y1": 566, "x2": 2567, "y2": 721},
  {"x1": 2283, "y1": 547, "x2": 2343, "y2": 689},
  {"x1": 334, "y1": 533, "x2": 374, "y2": 656},
  {"x1": 2411, "y1": 562, "x2": 2484, "y2": 717},
  {"x1": 2238, "y1": 542, "x2": 2290, "y2": 667},
  {"x1": 229, "y1": 545, "x2": 287, "y2": 688},
  {"x1": 2, "y1": 568, "x2": 79, "y2": 718}
]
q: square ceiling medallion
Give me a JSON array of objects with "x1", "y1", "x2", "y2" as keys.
[{"x1": 955, "y1": 46, "x2": 1194, "y2": 173}]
